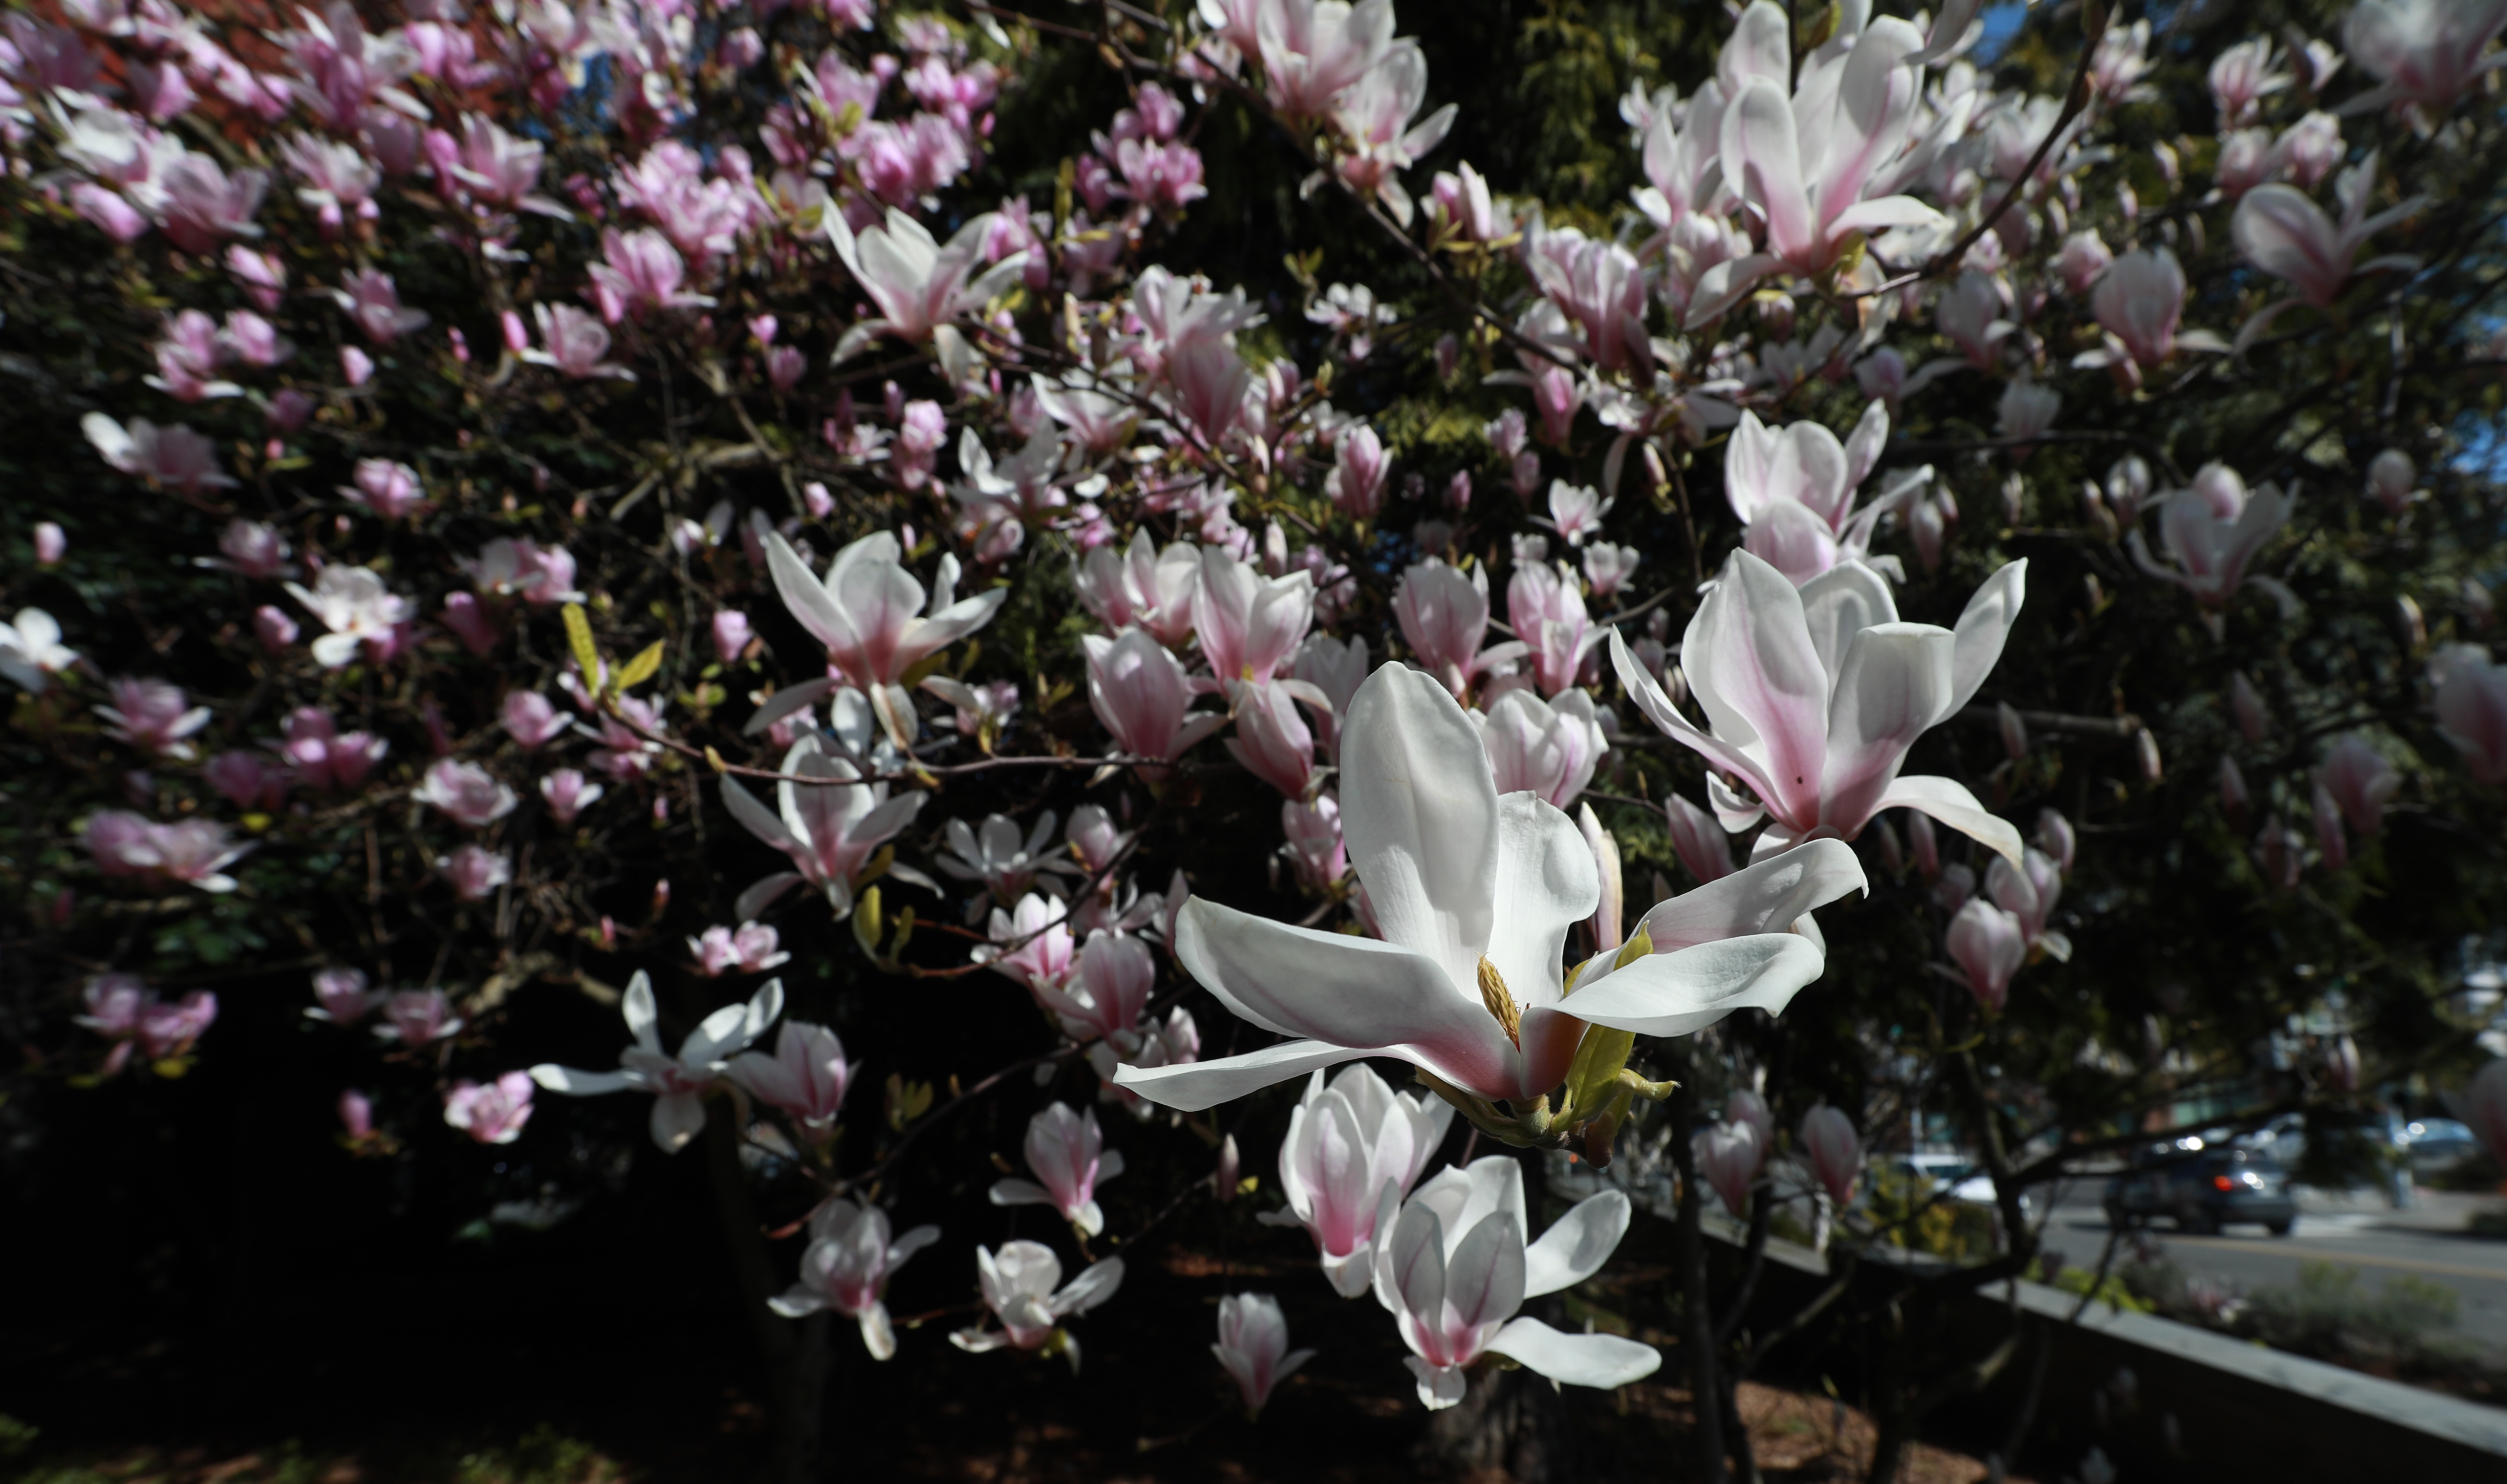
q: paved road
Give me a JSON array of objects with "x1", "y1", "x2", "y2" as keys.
[{"x1": 2040, "y1": 1182, "x2": 2507, "y2": 1351}]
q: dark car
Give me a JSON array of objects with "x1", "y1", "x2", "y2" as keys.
[{"x1": 2103, "y1": 1143, "x2": 2298, "y2": 1235}]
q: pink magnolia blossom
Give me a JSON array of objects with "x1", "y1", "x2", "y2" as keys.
[
  {"x1": 340, "y1": 458, "x2": 426, "y2": 520},
  {"x1": 1526, "y1": 226, "x2": 1651, "y2": 372},
  {"x1": 1507, "y1": 560, "x2": 1599, "y2": 696},
  {"x1": 1117, "y1": 666, "x2": 1860, "y2": 1112},
  {"x1": 688, "y1": 921, "x2": 792, "y2": 979},
  {"x1": 443, "y1": 1072, "x2": 536, "y2": 1144},
  {"x1": 205, "y1": 751, "x2": 287, "y2": 811},
  {"x1": 2342, "y1": 0, "x2": 2507, "y2": 114},
  {"x1": 1613, "y1": 553, "x2": 2029, "y2": 862},
  {"x1": 770, "y1": 1199, "x2": 942, "y2": 1360},
  {"x1": 718, "y1": 734, "x2": 927, "y2": 920},
  {"x1": 160, "y1": 154, "x2": 269, "y2": 253},
  {"x1": 436, "y1": 845, "x2": 511, "y2": 902},
  {"x1": 1395, "y1": 561, "x2": 1522, "y2": 698},
  {"x1": 1582, "y1": 542, "x2": 1641, "y2": 599},
  {"x1": 1723, "y1": 404, "x2": 1907, "y2": 585},
  {"x1": 1213, "y1": 1294, "x2": 1317, "y2": 1416},
  {"x1": 727, "y1": 1020, "x2": 856, "y2": 1136},
  {"x1": 1254, "y1": 0, "x2": 1395, "y2": 117},
  {"x1": 827, "y1": 206, "x2": 1027, "y2": 361},
  {"x1": 1986, "y1": 847, "x2": 2071, "y2": 962},
  {"x1": 712, "y1": 610, "x2": 754, "y2": 665},
  {"x1": 2208, "y1": 38, "x2": 2291, "y2": 128},
  {"x1": 306, "y1": 967, "x2": 383, "y2": 1025},
  {"x1": 1325, "y1": 424, "x2": 1390, "y2": 521},
  {"x1": 501, "y1": 691, "x2": 575, "y2": 750},
  {"x1": 414, "y1": 758, "x2": 518, "y2": 828},
  {"x1": 284, "y1": 565, "x2": 414, "y2": 668},
  {"x1": 763, "y1": 530, "x2": 1007, "y2": 745},
  {"x1": 146, "y1": 310, "x2": 239, "y2": 401},
  {"x1": 2127, "y1": 463, "x2": 2296, "y2": 616},
  {"x1": 94, "y1": 677, "x2": 210, "y2": 760},
  {"x1": 2057, "y1": 231, "x2": 2115, "y2": 294},
  {"x1": 587, "y1": 227, "x2": 715, "y2": 323},
  {"x1": 1477, "y1": 687, "x2": 1606, "y2": 811},
  {"x1": 1083, "y1": 627, "x2": 1227, "y2": 767},
  {"x1": 1281, "y1": 792, "x2": 1350, "y2": 890},
  {"x1": 1947, "y1": 897, "x2": 2027, "y2": 1012},
  {"x1": 1429, "y1": 162, "x2": 1498, "y2": 240},
  {"x1": 973, "y1": 892, "x2": 1079, "y2": 999},
  {"x1": 82, "y1": 413, "x2": 234, "y2": 492},
  {"x1": 1226, "y1": 678, "x2": 1323, "y2": 799},
  {"x1": 1695, "y1": 1118, "x2": 1763, "y2": 1217},
  {"x1": 2367, "y1": 449, "x2": 2420, "y2": 513},
  {"x1": 84, "y1": 810, "x2": 249, "y2": 892},
  {"x1": 2231, "y1": 153, "x2": 2424, "y2": 314},
  {"x1": 540, "y1": 768, "x2": 603, "y2": 824},
  {"x1": 2076, "y1": 248, "x2": 2226, "y2": 374},
  {"x1": 338, "y1": 1089, "x2": 376, "y2": 1140},
  {"x1": 531, "y1": 972, "x2": 784, "y2": 1154},
  {"x1": 0, "y1": 608, "x2": 78, "y2": 692},
  {"x1": 375, "y1": 988, "x2": 465, "y2": 1047},
  {"x1": 1800, "y1": 1104, "x2": 1862, "y2": 1205},
  {"x1": 34, "y1": 522, "x2": 66, "y2": 566},
  {"x1": 2430, "y1": 645, "x2": 2507, "y2": 782},
  {"x1": 1664, "y1": 794, "x2": 1735, "y2": 882},
  {"x1": 1075, "y1": 533, "x2": 1198, "y2": 642},
  {"x1": 330, "y1": 269, "x2": 428, "y2": 344},
  {"x1": 1035, "y1": 929, "x2": 1158, "y2": 1046},
  {"x1": 1254, "y1": 1063, "x2": 1451, "y2": 1296},
  {"x1": 1370, "y1": 1156, "x2": 1655, "y2": 1410},
  {"x1": 282, "y1": 708, "x2": 388, "y2": 790},
  {"x1": 516, "y1": 301, "x2": 633, "y2": 381},
  {"x1": 950, "y1": 1241, "x2": 1125, "y2": 1365},
  {"x1": 2318, "y1": 734, "x2": 2400, "y2": 834},
  {"x1": 1997, "y1": 381, "x2": 2061, "y2": 445},
  {"x1": 2314, "y1": 779, "x2": 2351, "y2": 871},
  {"x1": 989, "y1": 1100, "x2": 1124, "y2": 1235}
]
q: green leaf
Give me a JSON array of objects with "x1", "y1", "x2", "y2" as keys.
[
  {"x1": 614, "y1": 639, "x2": 665, "y2": 693},
  {"x1": 562, "y1": 604, "x2": 602, "y2": 693}
]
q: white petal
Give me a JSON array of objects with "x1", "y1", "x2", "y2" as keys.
[
  {"x1": 989, "y1": 1178, "x2": 1053, "y2": 1207},
  {"x1": 1111, "y1": 1039, "x2": 1377, "y2": 1112},
  {"x1": 1636, "y1": 839, "x2": 1867, "y2": 950},
  {"x1": 1563, "y1": 934, "x2": 1826, "y2": 1037},
  {"x1": 1943, "y1": 559, "x2": 2028, "y2": 722},
  {"x1": 650, "y1": 1090, "x2": 707, "y2": 1152},
  {"x1": 1481, "y1": 793, "x2": 1599, "y2": 1011},
  {"x1": 1872, "y1": 774, "x2": 2024, "y2": 864},
  {"x1": 1523, "y1": 1189, "x2": 1631, "y2": 1297},
  {"x1": 528, "y1": 1063, "x2": 634, "y2": 1095},
  {"x1": 1337, "y1": 664, "x2": 1499, "y2": 989},
  {"x1": 1487, "y1": 1316, "x2": 1662, "y2": 1388}
]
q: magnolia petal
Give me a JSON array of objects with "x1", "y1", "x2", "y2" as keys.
[
  {"x1": 650, "y1": 1090, "x2": 708, "y2": 1153},
  {"x1": 736, "y1": 871, "x2": 808, "y2": 922},
  {"x1": 1608, "y1": 630, "x2": 1781, "y2": 803},
  {"x1": 1481, "y1": 792, "x2": 1600, "y2": 1012},
  {"x1": 1487, "y1": 1316, "x2": 1662, "y2": 1389},
  {"x1": 1563, "y1": 933, "x2": 1826, "y2": 1037},
  {"x1": 1873, "y1": 773, "x2": 2023, "y2": 863},
  {"x1": 528, "y1": 1063, "x2": 635, "y2": 1096},
  {"x1": 1111, "y1": 1038, "x2": 1377, "y2": 1112},
  {"x1": 1336, "y1": 665, "x2": 1501, "y2": 988},
  {"x1": 1684, "y1": 252, "x2": 1781, "y2": 330},
  {"x1": 989, "y1": 1178, "x2": 1054, "y2": 1207},
  {"x1": 1685, "y1": 552, "x2": 1830, "y2": 826},
  {"x1": 767, "y1": 1285, "x2": 828, "y2": 1318},
  {"x1": 764, "y1": 532, "x2": 857, "y2": 656},
  {"x1": 1523, "y1": 1189, "x2": 1630, "y2": 1297},
  {"x1": 1819, "y1": 623, "x2": 1956, "y2": 832},
  {"x1": 1944, "y1": 559, "x2": 2028, "y2": 721},
  {"x1": 1443, "y1": 1211, "x2": 1528, "y2": 1335},
  {"x1": 1637, "y1": 839, "x2": 1867, "y2": 949}
]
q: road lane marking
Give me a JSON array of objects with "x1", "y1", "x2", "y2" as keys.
[{"x1": 2171, "y1": 1236, "x2": 2507, "y2": 1283}]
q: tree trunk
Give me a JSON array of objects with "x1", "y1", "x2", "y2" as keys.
[
  {"x1": 701, "y1": 1113, "x2": 821, "y2": 1484},
  {"x1": 1665, "y1": 1056, "x2": 1728, "y2": 1484},
  {"x1": 1417, "y1": 1362, "x2": 1578, "y2": 1483}
]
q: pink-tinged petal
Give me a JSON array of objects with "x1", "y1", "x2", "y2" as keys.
[
  {"x1": 1724, "y1": 412, "x2": 1779, "y2": 523},
  {"x1": 1721, "y1": 78, "x2": 1815, "y2": 267},
  {"x1": 1522, "y1": 1189, "x2": 1629, "y2": 1297},
  {"x1": 1684, "y1": 253, "x2": 1781, "y2": 329},
  {"x1": 1609, "y1": 630, "x2": 1782, "y2": 804},
  {"x1": 1822, "y1": 194, "x2": 1945, "y2": 241},
  {"x1": 1172, "y1": 897, "x2": 1516, "y2": 1095},
  {"x1": 720, "y1": 774, "x2": 803, "y2": 856},
  {"x1": 1562, "y1": 934, "x2": 1823, "y2": 1037},
  {"x1": 1636, "y1": 839, "x2": 1866, "y2": 950},
  {"x1": 1442, "y1": 1211, "x2": 1527, "y2": 1341},
  {"x1": 1337, "y1": 665, "x2": 1499, "y2": 989},
  {"x1": 2232, "y1": 186, "x2": 2344, "y2": 307},
  {"x1": 764, "y1": 532, "x2": 854, "y2": 654},
  {"x1": 1817, "y1": 623, "x2": 1957, "y2": 835},
  {"x1": 1486, "y1": 1316, "x2": 1661, "y2": 1388},
  {"x1": 1743, "y1": 499, "x2": 1843, "y2": 584},
  {"x1": 1871, "y1": 774, "x2": 2023, "y2": 864},
  {"x1": 1795, "y1": 562, "x2": 1901, "y2": 682},
  {"x1": 1814, "y1": 19, "x2": 1923, "y2": 233},
  {"x1": 1112, "y1": 1039, "x2": 1375, "y2": 1112},
  {"x1": 1944, "y1": 559, "x2": 2028, "y2": 721},
  {"x1": 1684, "y1": 553, "x2": 1830, "y2": 827}
]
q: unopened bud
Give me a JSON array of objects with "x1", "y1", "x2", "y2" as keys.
[
  {"x1": 1875, "y1": 815, "x2": 1905, "y2": 875},
  {"x1": 1997, "y1": 701, "x2": 2029, "y2": 762},
  {"x1": 1582, "y1": 1112, "x2": 1620, "y2": 1168},
  {"x1": 1435, "y1": 332, "x2": 1460, "y2": 381},
  {"x1": 2397, "y1": 594, "x2": 2426, "y2": 650},
  {"x1": 1213, "y1": 1134, "x2": 1241, "y2": 1203},
  {"x1": 2135, "y1": 728, "x2": 2163, "y2": 784},
  {"x1": 2218, "y1": 755, "x2": 2250, "y2": 830},
  {"x1": 2229, "y1": 671, "x2": 2268, "y2": 745},
  {"x1": 1909, "y1": 809, "x2": 1940, "y2": 880},
  {"x1": 650, "y1": 878, "x2": 671, "y2": 917}
]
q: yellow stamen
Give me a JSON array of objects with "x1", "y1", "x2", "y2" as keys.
[{"x1": 1476, "y1": 956, "x2": 1523, "y2": 1050}]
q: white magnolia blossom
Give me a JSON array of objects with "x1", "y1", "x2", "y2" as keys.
[
  {"x1": 1256, "y1": 1063, "x2": 1454, "y2": 1296},
  {"x1": 529, "y1": 972, "x2": 783, "y2": 1152}
]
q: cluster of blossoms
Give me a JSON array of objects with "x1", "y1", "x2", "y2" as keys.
[{"x1": 16, "y1": 0, "x2": 2507, "y2": 1457}]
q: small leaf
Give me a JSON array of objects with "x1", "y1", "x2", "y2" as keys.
[
  {"x1": 562, "y1": 604, "x2": 602, "y2": 691},
  {"x1": 615, "y1": 639, "x2": 665, "y2": 692}
]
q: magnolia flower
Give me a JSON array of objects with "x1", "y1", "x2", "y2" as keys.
[
  {"x1": 501, "y1": 690, "x2": 575, "y2": 750},
  {"x1": 2127, "y1": 463, "x2": 2296, "y2": 617},
  {"x1": 437, "y1": 845, "x2": 512, "y2": 901},
  {"x1": 1195, "y1": 547, "x2": 1315, "y2": 686},
  {"x1": 1508, "y1": 560, "x2": 1599, "y2": 696},
  {"x1": 330, "y1": 268, "x2": 428, "y2": 343},
  {"x1": 530, "y1": 972, "x2": 784, "y2": 1153},
  {"x1": 1394, "y1": 561, "x2": 1523, "y2": 698},
  {"x1": 540, "y1": 769, "x2": 603, "y2": 824},
  {"x1": 1695, "y1": 1118, "x2": 1763, "y2": 1217},
  {"x1": 375, "y1": 988, "x2": 464, "y2": 1047},
  {"x1": 1255, "y1": 1063, "x2": 1454, "y2": 1296},
  {"x1": 1687, "y1": 6, "x2": 1946, "y2": 324},
  {"x1": 1331, "y1": 41, "x2": 1455, "y2": 225},
  {"x1": 727, "y1": 1020, "x2": 856, "y2": 1135},
  {"x1": 522, "y1": 302, "x2": 636, "y2": 380},
  {"x1": 443, "y1": 1072, "x2": 536, "y2": 1144},
  {"x1": 690, "y1": 922, "x2": 792, "y2": 977},
  {"x1": 1986, "y1": 847, "x2": 2071, "y2": 962},
  {"x1": 764, "y1": 530, "x2": 1006, "y2": 745},
  {"x1": 1214, "y1": 1294, "x2": 1316, "y2": 1416},
  {"x1": 285, "y1": 566, "x2": 414, "y2": 668},
  {"x1": 1800, "y1": 1104, "x2": 1862, "y2": 1205},
  {"x1": 307, "y1": 967, "x2": 384, "y2": 1025},
  {"x1": 2432, "y1": 645, "x2": 2507, "y2": 783},
  {"x1": 0, "y1": 609, "x2": 79, "y2": 692},
  {"x1": 2342, "y1": 0, "x2": 2507, "y2": 114},
  {"x1": 82, "y1": 413, "x2": 235, "y2": 492},
  {"x1": 952, "y1": 1242, "x2": 1126, "y2": 1370},
  {"x1": 1477, "y1": 687, "x2": 1607, "y2": 811},
  {"x1": 719, "y1": 734, "x2": 928, "y2": 921},
  {"x1": 2318, "y1": 734, "x2": 2400, "y2": 835},
  {"x1": 1613, "y1": 552, "x2": 2029, "y2": 862},
  {"x1": 85, "y1": 811, "x2": 250, "y2": 893},
  {"x1": 1116, "y1": 665, "x2": 1859, "y2": 1110},
  {"x1": 1254, "y1": 0, "x2": 1395, "y2": 116},
  {"x1": 94, "y1": 677, "x2": 210, "y2": 760},
  {"x1": 2075, "y1": 248, "x2": 2227, "y2": 375},
  {"x1": 2366, "y1": 449, "x2": 2420, "y2": 514},
  {"x1": 769, "y1": 1199, "x2": 941, "y2": 1360},
  {"x1": 973, "y1": 892, "x2": 1079, "y2": 998},
  {"x1": 1997, "y1": 381, "x2": 2061, "y2": 445},
  {"x1": 1325, "y1": 424, "x2": 1391, "y2": 520},
  {"x1": 937, "y1": 811, "x2": 1072, "y2": 905},
  {"x1": 990, "y1": 1101, "x2": 1124, "y2": 1235},
  {"x1": 1583, "y1": 542, "x2": 1641, "y2": 599},
  {"x1": 1075, "y1": 531, "x2": 1200, "y2": 645},
  {"x1": 414, "y1": 758, "x2": 519, "y2": 828},
  {"x1": 1083, "y1": 627, "x2": 1227, "y2": 768},
  {"x1": 1722, "y1": 405, "x2": 1911, "y2": 585},
  {"x1": 1665, "y1": 794, "x2": 1735, "y2": 882},
  {"x1": 1947, "y1": 898, "x2": 2026, "y2": 1011},
  {"x1": 1372, "y1": 1155, "x2": 1657, "y2": 1409},
  {"x1": 2208, "y1": 38, "x2": 2291, "y2": 128},
  {"x1": 2231, "y1": 153, "x2": 2423, "y2": 319},
  {"x1": 1035, "y1": 929, "x2": 1157, "y2": 1045},
  {"x1": 828, "y1": 206, "x2": 1025, "y2": 361}
]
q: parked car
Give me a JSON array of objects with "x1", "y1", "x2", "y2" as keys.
[
  {"x1": 2399, "y1": 1118, "x2": 2478, "y2": 1175},
  {"x1": 2104, "y1": 1141, "x2": 2298, "y2": 1235}
]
